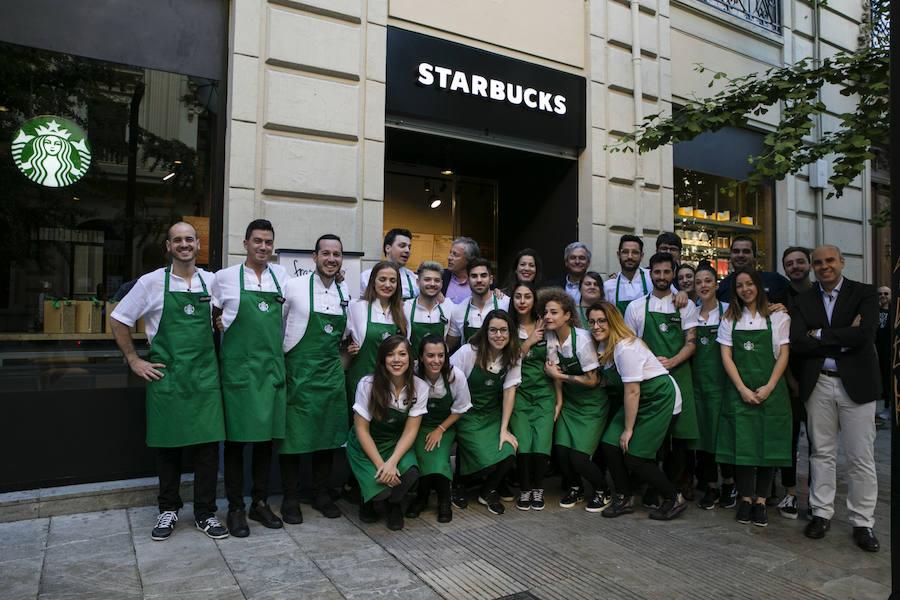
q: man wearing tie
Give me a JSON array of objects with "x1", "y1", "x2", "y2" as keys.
[{"x1": 789, "y1": 245, "x2": 881, "y2": 552}]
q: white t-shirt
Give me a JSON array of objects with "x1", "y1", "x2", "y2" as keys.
[
  {"x1": 360, "y1": 266, "x2": 419, "y2": 299},
  {"x1": 282, "y1": 273, "x2": 351, "y2": 353},
  {"x1": 717, "y1": 308, "x2": 791, "y2": 359},
  {"x1": 614, "y1": 338, "x2": 682, "y2": 414},
  {"x1": 603, "y1": 268, "x2": 651, "y2": 305},
  {"x1": 212, "y1": 263, "x2": 289, "y2": 330},
  {"x1": 418, "y1": 365, "x2": 473, "y2": 414},
  {"x1": 404, "y1": 297, "x2": 454, "y2": 339},
  {"x1": 546, "y1": 327, "x2": 600, "y2": 372},
  {"x1": 624, "y1": 293, "x2": 700, "y2": 338},
  {"x1": 344, "y1": 298, "x2": 412, "y2": 345},
  {"x1": 448, "y1": 295, "x2": 510, "y2": 338},
  {"x1": 110, "y1": 266, "x2": 217, "y2": 343},
  {"x1": 449, "y1": 343, "x2": 522, "y2": 389},
  {"x1": 353, "y1": 374, "x2": 430, "y2": 421},
  {"x1": 696, "y1": 300, "x2": 729, "y2": 327}
]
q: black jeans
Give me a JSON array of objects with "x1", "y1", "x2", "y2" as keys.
[
  {"x1": 602, "y1": 442, "x2": 676, "y2": 500},
  {"x1": 223, "y1": 440, "x2": 273, "y2": 510},
  {"x1": 735, "y1": 465, "x2": 775, "y2": 499},
  {"x1": 157, "y1": 442, "x2": 219, "y2": 520},
  {"x1": 696, "y1": 450, "x2": 734, "y2": 487},
  {"x1": 554, "y1": 445, "x2": 608, "y2": 494},
  {"x1": 280, "y1": 448, "x2": 334, "y2": 504},
  {"x1": 518, "y1": 453, "x2": 549, "y2": 491}
]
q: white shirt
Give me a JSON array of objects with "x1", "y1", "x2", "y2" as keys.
[
  {"x1": 448, "y1": 295, "x2": 510, "y2": 338},
  {"x1": 111, "y1": 266, "x2": 217, "y2": 343},
  {"x1": 345, "y1": 298, "x2": 412, "y2": 345},
  {"x1": 624, "y1": 293, "x2": 700, "y2": 338},
  {"x1": 450, "y1": 343, "x2": 522, "y2": 389},
  {"x1": 353, "y1": 374, "x2": 430, "y2": 421},
  {"x1": 696, "y1": 301, "x2": 729, "y2": 327},
  {"x1": 360, "y1": 266, "x2": 419, "y2": 299},
  {"x1": 418, "y1": 365, "x2": 473, "y2": 414},
  {"x1": 717, "y1": 308, "x2": 791, "y2": 359},
  {"x1": 819, "y1": 278, "x2": 844, "y2": 371},
  {"x1": 282, "y1": 273, "x2": 351, "y2": 353},
  {"x1": 603, "y1": 268, "x2": 651, "y2": 305},
  {"x1": 613, "y1": 338, "x2": 682, "y2": 414},
  {"x1": 212, "y1": 263, "x2": 289, "y2": 330},
  {"x1": 564, "y1": 277, "x2": 582, "y2": 304},
  {"x1": 404, "y1": 296, "x2": 454, "y2": 339},
  {"x1": 546, "y1": 327, "x2": 600, "y2": 372}
]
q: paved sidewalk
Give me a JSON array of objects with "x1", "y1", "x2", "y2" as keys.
[{"x1": 2, "y1": 428, "x2": 891, "y2": 599}]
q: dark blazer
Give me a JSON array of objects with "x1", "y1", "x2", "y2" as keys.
[
  {"x1": 547, "y1": 275, "x2": 572, "y2": 289},
  {"x1": 789, "y1": 277, "x2": 880, "y2": 405}
]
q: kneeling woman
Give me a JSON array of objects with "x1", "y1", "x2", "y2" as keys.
[
  {"x1": 346, "y1": 335, "x2": 429, "y2": 530},
  {"x1": 591, "y1": 302, "x2": 687, "y2": 520},
  {"x1": 716, "y1": 268, "x2": 791, "y2": 527},
  {"x1": 407, "y1": 334, "x2": 472, "y2": 522},
  {"x1": 449, "y1": 310, "x2": 521, "y2": 515}
]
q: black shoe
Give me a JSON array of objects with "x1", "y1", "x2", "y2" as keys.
[
  {"x1": 195, "y1": 516, "x2": 229, "y2": 539},
  {"x1": 559, "y1": 487, "x2": 584, "y2": 509},
  {"x1": 530, "y1": 489, "x2": 545, "y2": 511},
  {"x1": 227, "y1": 508, "x2": 250, "y2": 538},
  {"x1": 602, "y1": 494, "x2": 634, "y2": 518},
  {"x1": 451, "y1": 484, "x2": 468, "y2": 509},
  {"x1": 406, "y1": 495, "x2": 427, "y2": 518},
  {"x1": 804, "y1": 516, "x2": 831, "y2": 539},
  {"x1": 650, "y1": 494, "x2": 687, "y2": 521},
  {"x1": 642, "y1": 488, "x2": 659, "y2": 510},
  {"x1": 720, "y1": 483, "x2": 737, "y2": 509},
  {"x1": 697, "y1": 487, "x2": 719, "y2": 510},
  {"x1": 586, "y1": 490, "x2": 613, "y2": 513},
  {"x1": 280, "y1": 500, "x2": 304, "y2": 525},
  {"x1": 765, "y1": 494, "x2": 779, "y2": 507},
  {"x1": 478, "y1": 490, "x2": 505, "y2": 515},
  {"x1": 151, "y1": 510, "x2": 178, "y2": 541},
  {"x1": 359, "y1": 500, "x2": 377, "y2": 523},
  {"x1": 437, "y1": 500, "x2": 453, "y2": 523},
  {"x1": 750, "y1": 503, "x2": 768, "y2": 527},
  {"x1": 312, "y1": 492, "x2": 341, "y2": 519},
  {"x1": 387, "y1": 502, "x2": 404, "y2": 531},
  {"x1": 497, "y1": 482, "x2": 514, "y2": 502},
  {"x1": 852, "y1": 527, "x2": 880, "y2": 552},
  {"x1": 735, "y1": 500, "x2": 752, "y2": 524},
  {"x1": 248, "y1": 500, "x2": 283, "y2": 529}
]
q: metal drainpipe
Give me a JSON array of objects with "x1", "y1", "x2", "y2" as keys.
[
  {"x1": 632, "y1": 0, "x2": 645, "y2": 234},
  {"x1": 813, "y1": 0, "x2": 825, "y2": 245}
]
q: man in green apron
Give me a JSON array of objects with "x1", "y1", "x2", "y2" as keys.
[
  {"x1": 447, "y1": 258, "x2": 510, "y2": 353},
  {"x1": 405, "y1": 261, "x2": 453, "y2": 352},
  {"x1": 359, "y1": 228, "x2": 419, "y2": 299},
  {"x1": 603, "y1": 234, "x2": 649, "y2": 315},
  {"x1": 110, "y1": 221, "x2": 227, "y2": 541},
  {"x1": 279, "y1": 234, "x2": 351, "y2": 522},
  {"x1": 212, "y1": 219, "x2": 287, "y2": 537}
]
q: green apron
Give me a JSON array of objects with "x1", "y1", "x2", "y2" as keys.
[
  {"x1": 600, "y1": 362, "x2": 624, "y2": 430},
  {"x1": 462, "y1": 295, "x2": 500, "y2": 343},
  {"x1": 280, "y1": 275, "x2": 348, "y2": 454},
  {"x1": 714, "y1": 317, "x2": 791, "y2": 467},
  {"x1": 553, "y1": 327, "x2": 609, "y2": 455},
  {"x1": 145, "y1": 267, "x2": 224, "y2": 447},
  {"x1": 615, "y1": 271, "x2": 648, "y2": 315},
  {"x1": 347, "y1": 406, "x2": 419, "y2": 502},
  {"x1": 692, "y1": 303, "x2": 726, "y2": 454},
  {"x1": 509, "y1": 334, "x2": 555, "y2": 455},
  {"x1": 577, "y1": 305, "x2": 588, "y2": 328},
  {"x1": 642, "y1": 297, "x2": 699, "y2": 444},
  {"x1": 456, "y1": 363, "x2": 515, "y2": 475},
  {"x1": 413, "y1": 375, "x2": 456, "y2": 478},
  {"x1": 346, "y1": 302, "x2": 399, "y2": 407},
  {"x1": 408, "y1": 298, "x2": 446, "y2": 353},
  {"x1": 220, "y1": 266, "x2": 286, "y2": 442},
  {"x1": 601, "y1": 372, "x2": 677, "y2": 459}
]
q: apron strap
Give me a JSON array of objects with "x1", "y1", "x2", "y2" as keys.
[{"x1": 409, "y1": 297, "x2": 417, "y2": 325}]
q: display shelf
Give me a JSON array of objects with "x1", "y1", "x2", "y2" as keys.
[{"x1": 674, "y1": 216, "x2": 761, "y2": 232}]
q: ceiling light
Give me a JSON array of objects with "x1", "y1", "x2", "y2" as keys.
[
  {"x1": 162, "y1": 172, "x2": 175, "y2": 181},
  {"x1": 429, "y1": 195, "x2": 442, "y2": 209},
  {"x1": 440, "y1": 168, "x2": 453, "y2": 175},
  {"x1": 424, "y1": 179, "x2": 431, "y2": 193}
]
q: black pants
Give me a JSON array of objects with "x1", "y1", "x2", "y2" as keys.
[
  {"x1": 602, "y1": 443, "x2": 676, "y2": 500},
  {"x1": 477, "y1": 456, "x2": 515, "y2": 496},
  {"x1": 157, "y1": 442, "x2": 219, "y2": 520},
  {"x1": 696, "y1": 450, "x2": 734, "y2": 487},
  {"x1": 663, "y1": 437, "x2": 689, "y2": 486},
  {"x1": 734, "y1": 465, "x2": 775, "y2": 499},
  {"x1": 417, "y1": 473, "x2": 451, "y2": 502},
  {"x1": 223, "y1": 440, "x2": 273, "y2": 510},
  {"x1": 373, "y1": 466, "x2": 420, "y2": 503},
  {"x1": 554, "y1": 445, "x2": 609, "y2": 495},
  {"x1": 280, "y1": 449, "x2": 334, "y2": 504},
  {"x1": 518, "y1": 453, "x2": 549, "y2": 491}
]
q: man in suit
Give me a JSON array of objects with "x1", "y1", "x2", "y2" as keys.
[
  {"x1": 547, "y1": 242, "x2": 591, "y2": 303},
  {"x1": 789, "y1": 245, "x2": 880, "y2": 552}
]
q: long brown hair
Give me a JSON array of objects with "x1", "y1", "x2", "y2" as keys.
[
  {"x1": 723, "y1": 267, "x2": 771, "y2": 323},
  {"x1": 586, "y1": 301, "x2": 647, "y2": 367},
  {"x1": 362, "y1": 261, "x2": 407, "y2": 337},
  {"x1": 369, "y1": 335, "x2": 416, "y2": 422},
  {"x1": 538, "y1": 287, "x2": 580, "y2": 328},
  {"x1": 468, "y1": 309, "x2": 521, "y2": 372},
  {"x1": 416, "y1": 333, "x2": 454, "y2": 384}
]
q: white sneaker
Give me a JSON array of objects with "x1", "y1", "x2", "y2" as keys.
[{"x1": 777, "y1": 494, "x2": 799, "y2": 519}]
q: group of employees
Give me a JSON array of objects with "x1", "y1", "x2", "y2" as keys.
[{"x1": 110, "y1": 220, "x2": 883, "y2": 553}]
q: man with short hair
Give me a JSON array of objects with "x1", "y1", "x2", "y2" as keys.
[
  {"x1": 790, "y1": 245, "x2": 881, "y2": 552},
  {"x1": 212, "y1": 219, "x2": 288, "y2": 537},
  {"x1": 110, "y1": 222, "x2": 228, "y2": 541},
  {"x1": 548, "y1": 242, "x2": 591, "y2": 303},
  {"x1": 443, "y1": 237, "x2": 481, "y2": 304},
  {"x1": 406, "y1": 261, "x2": 454, "y2": 352},
  {"x1": 360, "y1": 228, "x2": 418, "y2": 299},
  {"x1": 447, "y1": 258, "x2": 510, "y2": 353},
  {"x1": 655, "y1": 232, "x2": 683, "y2": 266},
  {"x1": 716, "y1": 236, "x2": 789, "y2": 302},
  {"x1": 604, "y1": 234, "x2": 650, "y2": 315}
]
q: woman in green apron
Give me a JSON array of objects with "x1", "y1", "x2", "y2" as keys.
[
  {"x1": 509, "y1": 281, "x2": 556, "y2": 510},
  {"x1": 406, "y1": 334, "x2": 472, "y2": 522},
  {"x1": 692, "y1": 263, "x2": 736, "y2": 510},
  {"x1": 716, "y1": 268, "x2": 791, "y2": 528},
  {"x1": 405, "y1": 261, "x2": 452, "y2": 352},
  {"x1": 346, "y1": 335, "x2": 429, "y2": 531},
  {"x1": 576, "y1": 272, "x2": 605, "y2": 328},
  {"x1": 589, "y1": 302, "x2": 686, "y2": 521},
  {"x1": 449, "y1": 310, "x2": 521, "y2": 515},
  {"x1": 540, "y1": 289, "x2": 611, "y2": 512}
]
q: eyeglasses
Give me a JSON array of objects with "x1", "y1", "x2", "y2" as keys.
[
  {"x1": 658, "y1": 245, "x2": 680, "y2": 253},
  {"x1": 488, "y1": 327, "x2": 509, "y2": 336},
  {"x1": 588, "y1": 318, "x2": 608, "y2": 326}
]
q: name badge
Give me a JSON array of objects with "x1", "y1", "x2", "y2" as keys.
[
  {"x1": 536, "y1": 340, "x2": 547, "y2": 347},
  {"x1": 668, "y1": 315, "x2": 681, "y2": 323},
  {"x1": 199, "y1": 295, "x2": 211, "y2": 303},
  {"x1": 439, "y1": 315, "x2": 449, "y2": 324},
  {"x1": 275, "y1": 295, "x2": 285, "y2": 304},
  {"x1": 340, "y1": 300, "x2": 349, "y2": 308}
]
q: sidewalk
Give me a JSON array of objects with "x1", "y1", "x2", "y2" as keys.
[{"x1": 2, "y1": 428, "x2": 891, "y2": 600}]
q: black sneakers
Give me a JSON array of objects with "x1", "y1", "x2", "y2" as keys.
[
  {"x1": 248, "y1": 500, "x2": 283, "y2": 529},
  {"x1": 601, "y1": 494, "x2": 634, "y2": 518},
  {"x1": 195, "y1": 516, "x2": 229, "y2": 539},
  {"x1": 359, "y1": 500, "x2": 377, "y2": 523},
  {"x1": 516, "y1": 490, "x2": 532, "y2": 511},
  {"x1": 530, "y1": 489, "x2": 545, "y2": 510},
  {"x1": 437, "y1": 499, "x2": 453, "y2": 523},
  {"x1": 697, "y1": 487, "x2": 719, "y2": 510},
  {"x1": 478, "y1": 490, "x2": 505, "y2": 515},
  {"x1": 387, "y1": 502, "x2": 404, "y2": 531},
  {"x1": 642, "y1": 488, "x2": 659, "y2": 510},
  {"x1": 451, "y1": 484, "x2": 468, "y2": 509},
  {"x1": 280, "y1": 500, "x2": 303, "y2": 525},
  {"x1": 649, "y1": 494, "x2": 687, "y2": 521},
  {"x1": 750, "y1": 502, "x2": 768, "y2": 527},
  {"x1": 227, "y1": 508, "x2": 250, "y2": 538},
  {"x1": 586, "y1": 490, "x2": 613, "y2": 513},
  {"x1": 151, "y1": 510, "x2": 178, "y2": 541},
  {"x1": 559, "y1": 487, "x2": 584, "y2": 508},
  {"x1": 312, "y1": 492, "x2": 342, "y2": 519},
  {"x1": 405, "y1": 495, "x2": 428, "y2": 518},
  {"x1": 720, "y1": 483, "x2": 737, "y2": 509},
  {"x1": 735, "y1": 500, "x2": 752, "y2": 524}
]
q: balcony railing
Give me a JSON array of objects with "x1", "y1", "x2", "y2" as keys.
[{"x1": 696, "y1": 0, "x2": 781, "y2": 33}]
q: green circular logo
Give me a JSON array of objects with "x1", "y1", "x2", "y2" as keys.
[{"x1": 11, "y1": 116, "x2": 91, "y2": 187}]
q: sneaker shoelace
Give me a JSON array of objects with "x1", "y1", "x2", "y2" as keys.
[
  {"x1": 201, "y1": 516, "x2": 223, "y2": 529},
  {"x1": 519, "y1": 491, "x2": 531, "y2": 501},
  {"x1": 156, "y1": 511, "x2": 177, "y2": 528},
  {"x1": 532, "y1": 489, "x2": 544, "y2": 502},
  {"x1": 777, "y1": 495, "x2": 796, "y2": 509}
]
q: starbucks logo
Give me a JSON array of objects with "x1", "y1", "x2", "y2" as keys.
[
  {"x1": 324, "y1": 323, "x2": 334, "y2": 334},
  {"x1": 743, "y1": 340, "x2": 755, "y2": 351},
  {"x1": 381, "y1": 331, "x2": 391, "y2": 340},
  {"x1": 183, "y1": 304, "x2": 195, "y2": 315},
  {"x1": 258, "y1": 301, "x2": 269, "y2": 312},
  {"x1": 12, "y1": 117, "x2": 91, "y2": 187},
  {"x1": 700, "y1": 337, "x2": 709, "y2": 345},
  {"x1": 658, "y1": 322, "x2": 669, "y2": 333},
  {"x1": 485, "y1": 379, "x2": 495, "y2": 387}
]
